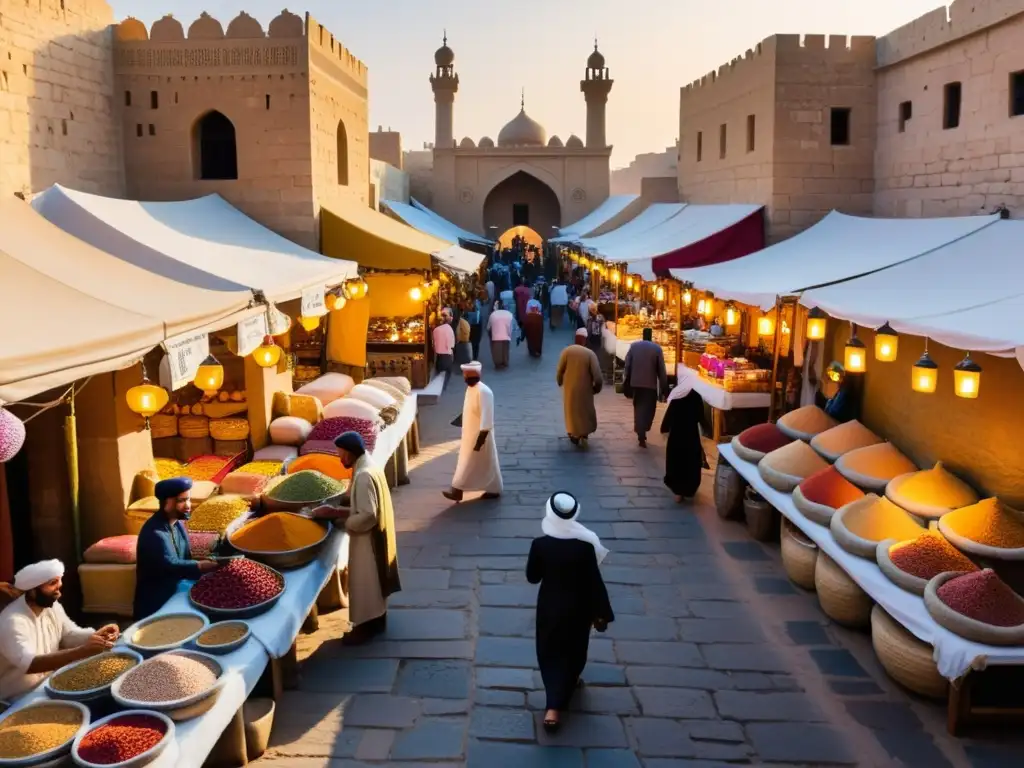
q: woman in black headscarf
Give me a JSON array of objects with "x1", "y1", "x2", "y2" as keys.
[{"x1": 527, "y1": 492, "x2": 614, "y2": 733}]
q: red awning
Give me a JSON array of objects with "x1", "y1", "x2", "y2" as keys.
[{"x1": 651, "y1": 207, "x2": 765, "y2": 275}]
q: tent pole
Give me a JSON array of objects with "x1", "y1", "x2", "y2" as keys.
[
  {"x1": 675, "y1": 280, "x2": 682, "y2": 382},
  {"x1": 767, "y1": 295, "x2": 784, "y2": 423},
  {"x1": 64, "y1": 385, "x2": 81, "y2": 561},
  {"x1": 612, "y1": 266, "x2": 620, "y2": 380}
]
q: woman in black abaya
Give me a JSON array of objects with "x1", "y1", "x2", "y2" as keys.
[
  {"x1": 661, "y1": 370, "x2": 708, "y2": 502},
  {"x1": 527, "y1": 492, "x2": 614, "y2": 733}
]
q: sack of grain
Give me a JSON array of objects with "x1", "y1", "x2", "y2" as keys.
[
  {"x1": 179, "y1": 415, "x2": 210, "y2": 439},
  {"x1": 150, "y1": 413, "x2": 178, "y2": 439},
  {"x1": 210, "y1": 418, "x2": 250, "y2": 441}
]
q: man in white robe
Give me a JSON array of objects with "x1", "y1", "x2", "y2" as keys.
[
  {"x1": 0, "y1": 560, "x2": 119, "y2": 701},
  {"x1": 443, "y1": 362, "x2": 503, "y2": 501}
]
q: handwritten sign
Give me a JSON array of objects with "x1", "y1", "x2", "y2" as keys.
[
  {"x1": 159, "y1": 332, "x2": 209, "y2": 391},
  {"x1": 236, "y1": 314, "x2": 268, "y2": 357},
  {"x1": 300, "y1": 286, "x2": 327, "y2": 318}
]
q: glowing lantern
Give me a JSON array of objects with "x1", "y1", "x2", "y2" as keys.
[
  {"x1": 299, "y1": 316, "x2": 320, "y2": 333},
  {"x1": 806, "y1": 307, "x2": 827, "y2": 341},
  {"x1": 704, "y1": 297, "x2": 715, "y2": 318},
  {"x1": 253, "y1": 335, "x2": 282, "y2": 368},
  {"x1": 194, "y1": 355, "x2": 225, "y2": 397},
  {"x1": 875, "y1": 322, "x2": 898, "y2": 362},
  {"x1": 843, "y1": 334, "x2": 867, "y2": 373},
  {"x1": 683, "y1": 289, "x2": 692, "y2": 306},
  {"x1": 325, "y1": 293, "x2": 341, "y2": 311},
  {"x1": 126, "y1": 369, "x2": 169, "y2": 426},
  {"x1": 757, "y1": 314, "x2": 775, "y2": 337},
  {"x1": 655, "y1": 285, "x2": 666, "y2": 302},
  {"x1": 626, "y1": 275, "x2": 634, "y2": 290},
  {"x1": 611, "y1": 270, "x2": 621, "y2": 284},
  {"x1": 697, "y1": 299, "x2": 706, "y2": 315},
  {"x1": 592, "y1": 262, "x2": 603, "y2": 273},
  {"x1": 409, "y1": 286, "x2": 424, "y2": 301},
  {"x1": 344, "y1": 278, "x2": 368, "y2": 300},
  {"x1": 826, "y1": 362, "x2": 844, "y2": 383},
  {"x1": 953, "y1": 354, "x2": 982, "y2": 399},
  {"x1": 725, "y1": 304, "x2": 739, "y2": 326},
  {"x1": 912, "y1": 350, "x2": 939, "y2": 394},
  {"x1": 0, "y1": 406, "x2": 27, "y2": 463},
  {"x1": 390, "y1": 331, "x2": 400, "y2": 342}
]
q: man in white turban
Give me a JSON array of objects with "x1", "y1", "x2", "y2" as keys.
[
  {"x1": 443, "y1": 362, "x2": 503, "y2": 502},
  {"x1": 0, "y1": 560, "x2": 118, "y2": 701}
]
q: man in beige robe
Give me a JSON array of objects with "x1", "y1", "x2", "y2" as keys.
[
  {"x1": 313, "y1": 432, "x2": 401, "y2": 645},
  {"x1": 556, "y1": 328, "x2": 603, "y2": 447}
]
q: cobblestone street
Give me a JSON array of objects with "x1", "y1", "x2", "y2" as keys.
[{"x1": 261, "y1": 324, "x2": 1020, "y2": 767}]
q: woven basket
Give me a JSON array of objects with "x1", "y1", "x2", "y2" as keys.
[
  {"x1": 781, "y1": 520, "x2": 818, "y2": 590},
  {"x1": 744, "y1": 487, "x2": 779, "y2": 542},
  {"x1": 150, "y1": 414, "x2": 178, "y2": 439},
  {"x1": 179, "y1": 415, "x2": 210, "y2": 439},
  {"x1": 924, "y1": 571, "x2": 1024, "y2": 646},
  {"x1": 871, "y1": 606, "x2": 947, "y2": 699},
  {"x1": 815, "y1": 553, "x2": 872, "y2": 628},
  {"x1": 714, "y1": 460, "x2": 746, "y2": 521},
  {"x1": 214, "y1": 440, "x2": 249, "y2": 458},
  {"x1": 792, "y1": 484, "x2": 837, "y2": 527},
  {"x1": 210, "y1": 418, "x2": 250, "y2": 441}
]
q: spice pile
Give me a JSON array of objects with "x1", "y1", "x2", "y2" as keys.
[
  {"x1": 186, "y1": 495, "x2": 250, "y2": 534},
  {"x1": 191, "y1": 558, "x2": 283, "y2": 610},
  {"x1": 118, "y1": 654, "x2": 219, "y2": 703},
  {"x1": 131, "y1": 615, "x2": 205, "y2": 649},
  {"x1": 235, "y1": 461, "x2": 283, "y2": 477},
  {"x1": 888, "y1": 531, "x2": 978, "y2": 581},
  {"x1": 936, "y1": 569, "x2": 1024, "y2": 627},
  {"x1": 287, "y1": 453, "x2": 351, "y2": 481},
  {"x1": 231, "y1": 513, "x2": 327, "y2": 553},
  {"x1": 50, "y1": 653, "x2": 139, "y2": 692},
  {"x1": 841, "y1": 497, "x2": 924, "y2": 543},
  {"x1": 76, "y1": 714, "x2": 167, "y2": 765},
  {"x1": 197, "y1": 622, "x2": 248, "y2": 647},
  {"x1": 308, "y1": 416, "x2": 378, "y2": 452},
  {"x1": 942, "y1": 498, "x2": 1024, "y2": 549},
  {"x1": 153, "y1": 458, "x2": 185, "y2": 481},
  {"x1": 0, "y1": 705, "x2": 83, "y2": 759},
  {"x1": 182, "y1": 455, "x2": 232, "y2": 482},
  {"x1": 266, "y1": 470, "x2": 346, "y2": 504}
]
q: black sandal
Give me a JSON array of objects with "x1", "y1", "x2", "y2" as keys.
[{"x1": 543, "y1": 717, "x2": 560, "y2": 733}]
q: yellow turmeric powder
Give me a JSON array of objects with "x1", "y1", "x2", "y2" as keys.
[
  {"x1": 842, "y1": 496, "x2": 924, "y2": 542},
  {"x1": 942, "y1": 498, "x2": 1024, "y2": 548},
  {"x1": 230, "y1": 512, "x2": 327, "y2": 553}
]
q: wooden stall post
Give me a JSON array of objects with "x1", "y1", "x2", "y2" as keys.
[
  {"x1": 612, "y1": 266, "x2": 620, "y2": 379},
  {"x1": 674, "y1": 281, "x2": 682, "y2": 379},
  {"x1": 767, "y1": 295, "x2": 784, "y2": 423}
]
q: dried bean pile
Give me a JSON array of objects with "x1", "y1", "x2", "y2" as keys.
[
  {"x1": 0, "y1": 705, "x2": 83, "y2": 758},
  {"x1": 50, "y1": 653, "x2": 138, "y2": 692},
  {"x1": 266, "y1": 470, "x2": 346, "y2": 503},
  {"x1": 118, "y1": 654, "x2": 219, "y2": 703},
  {"x1": 186, "y1": 495, "x2": 250, "y2": 534},
  {"x1": 888, "y1": 531, "x2": 978, "y2": 580},
  {"x1": 197, "y1": 622, "x2": 248, "y2": 647},
  {"x1": 77, "y1": 714, "x2": 167, "y2": 764},
  {"x1": 190, "y1": 558, "x2": 283, "y2": 610},
  {"x1": 131, "y1": 615, "x2": 205, "y2": 648},
  {"x1": 937, "y1": 569, "x2": 1024, "y2": 627}
]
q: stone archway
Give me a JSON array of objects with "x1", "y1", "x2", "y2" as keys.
[{"x1": 482, "y1": 171, "x2": 561, "y2": 242}]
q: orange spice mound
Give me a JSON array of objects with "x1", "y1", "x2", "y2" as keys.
[{"x1": 888, "y1": 531, "x2": 978, "y2": 580}]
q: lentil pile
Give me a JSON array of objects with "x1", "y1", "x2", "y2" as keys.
[
  {"x1": 197, "y1": 622, "x2": 248, "y2": 647},
  {"x1": 186, "y1": 495, "x2": 250, "y2": 534},
  {"x1": 190, "y1": 558, "x2": 283, "y2": 610},
  {"x1": 235, "y1": 461, "x2": 283, "y2": 477},
  {"x1": 942, "y1": 498, "x2": 1024, "y2": 548},
  {"x1": 182, "y1": 455, "x2": 231, "y2": 482},
  {"x1": 118, "y1": 654, "x2": 219, "y2": 703},
  {"x1": 231, "y1": 512, "x2": 326, "y2": 553},
  {"x1": 50, "y1": 653, "x2": 139, "y2": 692},
  {"x1": 153, "y1": 458, "x2": 185, "y2": 481},
  {"x1": 936, "y1": 569, "x2": 1024, "y2": 627},
  {"x1": 265, "y1": 470, "x2": 346, "y2": 503},
  {"x1": 131, "y1": 615, "x2": 205, "y2": 648},
  {"x1": 0, "y1": 705, "x2": 83, "y2": 759},
  {"x1": 76, "y1": 714, "x2": 167, "y2": 765},
  {"x1": 888, "y1": 531, "x2": 979, "y2": 580},
  {"x1": 841, "y1": 496, "x2": 924, "y2": 542}
]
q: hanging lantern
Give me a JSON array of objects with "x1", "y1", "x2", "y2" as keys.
[
  {"x1": 592, "y1": 262, "x2": 603, "y2": 273},
  {"x1": 806, "y1": 307, "x2": 827, "y2": 341},
  {"x1": 683, "y1": 288, "x2": 692, "y2": 306},
  {"x1": 126, "y1": 369, "x2": 169, "y2": 427},
  {"x1": 826, "y1": 361, "x2": 844, "y2": 383},
  {"x1": 912, "y1": 350, "x2": 939, "y2": 394},
  {"x1": 875, "y1": 322, "x2": 899, "y2": 362},
  {"x1": 194, "y1": 355, "x2": 224, "y2": 397},
  {"x1": 344, "y1": 278, "x2": 368, "y2": 300},
  {"x1": 953, "y1": 353, "x2": 982, "y2": 399},
  {"x1": 611, "y1": 269, "x2": 621, "y2": 284},
  {"x1": 843, "y1": 333, "x2": 867, "y2": 373},
  {"x1": 409, "y1": 286, "x2": 424, "y2": 302},
  {"x1": 252, "y1": 335, "x2": 282, "y2": 368},
  {"x1": 704, "y1": 295, "x2": 715, "y2": 318},
  {"x1": 268, "y1": 306, "x2": 292, "y2": 337},
  {"x1": 299, "y1": 316, "x2": 320, "y2": 332},
  {"x1": 757, "y1": 313, "x2": 774, "y2": 337},
  {"x1": 697, "y1": 298, "x2": 706, "y2": 315},
  {"x1": 655, "y1": 285, "x2": 666, "y2": 302},
  {"x1": 324, "y1": 293, "x2": 340, "y2": 311},
  {"x1": 0, "y1": 406, "x2": 27, "y2": 463},
  {"x1": 626, "y1": 275, "x2": 634, "y2": 290},
  {"x1": 725, "y1": 303, "x2": 739, "y2": 326}
]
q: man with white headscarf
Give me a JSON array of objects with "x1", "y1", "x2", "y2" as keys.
[
  {"x1": 443, "y1": 362, "x2": 503, "y2": 502},
  {"x1": 0, "y1": 560, "x2": 118, "y2": 700},
  {"x1": 527, "y1": 492, "x2": 614, "y2": 733}
]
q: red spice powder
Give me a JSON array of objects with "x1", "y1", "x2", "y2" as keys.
[
  {"x1": 936, "y1": 569, "x2": 1024, "y2": 628},
  {"x1": 77, "y1": 715, "x2": 167, "y2": 765},
  {"x1": 798, "y1": 467, "x2": 864, "y2": 509},
  {"x1": 889, "y1": 532, "x2": 978, "y2": 580},
  {"x1": 737, "y1": 423, "x2": 793, "y2": 455}
]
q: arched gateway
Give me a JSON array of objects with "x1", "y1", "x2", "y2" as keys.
[{"x1": 483, "y1": 172, "x2": 561, "y2": 242}]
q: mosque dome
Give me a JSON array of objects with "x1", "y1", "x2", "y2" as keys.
[
  {"x1": 547, "y1": 135, "x2": 563, "y2": 147},
  {"x1": 459, "y1": 137, "x2": 476, "y2": 148},
  {"x1": 566, "y1": 134, "x2": 584, "y2": 148},
  {"x1": 434, "y1": 38, "x2": 454, "y2": 67},
  {"x1": 479, "y1": 136, "x2": 494, "y2": 148},
  {"x1": 587, "y1": 46, "x2": 605, "y2": 70},
  {"x1": 498, "y1": 109, "x2": 547, "y2": 147}
]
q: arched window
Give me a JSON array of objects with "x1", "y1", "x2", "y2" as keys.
[
  {"x1": 337, "y1": 119, "x2": 349, "y2": 186},
  {"x1": 194, "y1": 110, "x2": 238, "y2": 180}
]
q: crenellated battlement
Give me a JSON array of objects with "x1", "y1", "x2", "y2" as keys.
[
  {"x1": 305, "y1": 11, "x2": 368, "y2": 88},
  {"x1": 877, "y1": 0, "x2": 1024, "y2": 68}
]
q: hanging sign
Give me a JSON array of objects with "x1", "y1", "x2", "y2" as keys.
[
  {"x1": 300, "y1": 286, "x2": 327, "y2": 318},
  {"x1": 159, "y1": 331, "x2": 210, "y2": 391},
  {"x1": 236, "y1": 314, "x2": 269, "y2": 357}
]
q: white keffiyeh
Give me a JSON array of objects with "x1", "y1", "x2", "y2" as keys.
[
  {"x1": 14, "y1": 559, "x2": 64, "y2": 591},
  {"x1": 541, "y1": 493, "x2": 609, "y2": 564}
]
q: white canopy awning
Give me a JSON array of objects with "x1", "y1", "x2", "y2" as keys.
[
  {"x1": 404, "y1": 199, "x2": 493, "y2": 245},
  {"x1": 669, "y1": 211, "x2": 999, "y2": 309},
  {"x1": 33, "y1": 185, "x2": 359, "y2": 306},
  {"x1": 552, "y1": 195, "x2": 640, "y2": 242},
  {"x1": 578, "y1": 203, "x2": 685, "y2": 254}
]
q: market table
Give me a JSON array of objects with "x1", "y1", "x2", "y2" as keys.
[
  {"x1": 678, "y1": 364, "x2": 770, "y2": 442},
  {"x1": 718, "y1": 443, "x2": 1024, "y2": 732},
  {"x1": 370, "y1": 392, "x2": 418, "y2": 487}
]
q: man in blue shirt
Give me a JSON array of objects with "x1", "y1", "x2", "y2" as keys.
[{"x1": 133, "y1": 477, "x2": 219, "y2": 620}]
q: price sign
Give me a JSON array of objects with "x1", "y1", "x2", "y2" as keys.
[
  {"x1": 236, "y1": 314, "x2": 268, "y2": 357},
  {"x1": 300, "y1": 286, "x2": 327, "y2": 318},
  {"x1": 159, "y1": 332, "x2": 209, "y2": 391}
]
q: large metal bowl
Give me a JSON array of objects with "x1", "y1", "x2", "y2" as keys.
[
  {"x1": 0, "y1": 700, "x2": 90, "y2": 767},
  {"x1": 259, "y1": 490, "x2": 346, "y2": 514},
  {"x1": 188, "y1": 560, "x2": 285, "y2": 620},
  {"x1": 71, "y1": 709, "x2": 174, "y2": 768},
  {"x1": 111, "y1": 650, "x2": 223, "y2": 713},
  {"x1": 228, "y1": 514, "x2": 333, "y2": 570},
  {"x1": 45, "y1": 650, "x2": 144, "y2": 702},
  {"x1": 121, "y1": 612, "x2": 209, "y2": 658},
  {"x1": 191, "y1": 621, "x2": 251, "y2": 656}
]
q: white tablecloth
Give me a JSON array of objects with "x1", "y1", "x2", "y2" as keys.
[
  {"x1": 371, "y1": 393, "x2": 417, "y2": 466},
  {"x1": 718, "y1": 444, "x2": 1024, "y2": 680},
  {"x1": 678, "y1": 365, "x2": 770, "y2": 411}
]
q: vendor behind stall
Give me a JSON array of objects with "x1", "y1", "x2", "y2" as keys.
[
  {"x1": 0, "y1": 560, "x2": 119, "y2": 701},
  {"x1": 134, "y1": 477, "x2": 219, "y2": 621}
]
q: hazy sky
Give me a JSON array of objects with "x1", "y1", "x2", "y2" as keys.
[{"x1": 110, "y1": 0, "x2": 945, "y2": 167}]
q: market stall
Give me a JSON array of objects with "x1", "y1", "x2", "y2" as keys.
[{"x1": 551, "y1": 194, "x2": 641, "y2": 243}]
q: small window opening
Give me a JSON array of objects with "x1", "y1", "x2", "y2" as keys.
[
  {"x1": 148, "y1": 124, "x2": 155, "y2": 136},
  {"x1": 899, "y1": 101, "x2": 912, "y2": 133},
  {"x1": 830, "y1": 108, "x2": 851, "y2": 146},
  {"x1": 943, "y1": 82, "x2": 961, "y2": 129},
  {"x1": 1009, "y1": 71, "x2": 1024, "y2": 117},
  {"x1": 125, "y1": 90, "x2": 131, "y2": 107},
  {"x1": 265, "y1": 94, "x2": 271, "y2": 110},
  {"x1": 135, "y1": 123, "x2": 143, "y2": 137},
  {"x1": 195, "y1": 110, "x2": 238, "y2": 180},
  {"x1": 719, "y1": 123, "x2": 727, "y2": 159},
  {"x1": 696, "y1": 132, "x2": 702, "y2": 162},
  {"x1": 150, "y1": 90, "x2": 158, "y2": 109},
  {"x1": 512, "y1": 204, "x2": 529, "y2": 227},
  {"x1": 746, "y1": 115, "x2": 755, "y2": 152}
]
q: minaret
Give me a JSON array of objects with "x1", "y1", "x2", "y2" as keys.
[
  {"x1": 580, "y1": 40, "x2": 613, "y2": 148},
  {"x1": 430, "y1": 32, "x2": 458, "y2": 148}
]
